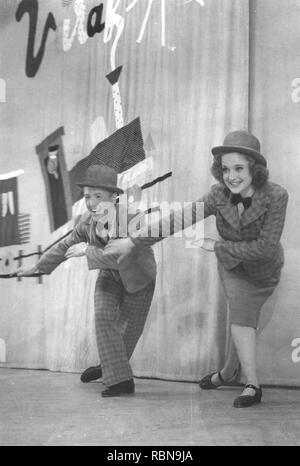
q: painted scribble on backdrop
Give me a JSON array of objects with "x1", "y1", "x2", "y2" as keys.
[{"x1": 15, "y1": 0, "x2": 206, "y2": 78}]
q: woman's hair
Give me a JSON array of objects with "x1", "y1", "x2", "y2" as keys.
[{"x1": 211, "y1": 153, "x2": 269, "y2": 188}]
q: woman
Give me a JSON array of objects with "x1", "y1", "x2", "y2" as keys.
[{"x1": 104, "y1": 130, "x2": 289, "y2": 408}]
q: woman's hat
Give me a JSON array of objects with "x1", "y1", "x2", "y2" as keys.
[
  {"x1": 76, "y1": 164, "x2": 124, "y2": 194},
  {"x1": 211, "y1": 130, "x2": 267, "y2": 166}
]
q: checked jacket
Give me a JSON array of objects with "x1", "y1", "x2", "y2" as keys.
[{"x1": 36, "y1": 210, "x2": 156, "y2": 293}]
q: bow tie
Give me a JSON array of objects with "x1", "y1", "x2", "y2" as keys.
[{"x1": 230, "y1": 193, "x2": 252, "y2": 209}]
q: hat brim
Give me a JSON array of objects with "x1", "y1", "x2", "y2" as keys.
[
  {"x1": 212, "y1": 145, "x2": 267, "y2": 167},
  {"x1": 76, "y1": 181, "x2": 124, "y2": 194}
]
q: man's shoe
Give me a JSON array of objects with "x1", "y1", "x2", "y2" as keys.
[
  {"x1": 233, "y1": 384, "x2": 262, "y2": 408},
  {"x1": 80, "y1": 365, "x2": 102, "y2": 383},
  {"x1": 101, "y1": 379, "x2": 135, "y2": 398}
]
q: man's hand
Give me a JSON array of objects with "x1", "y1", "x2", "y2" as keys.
[
  {"x1": 15, "y1": 266, "x2": 39, "y2": 277},
  {"x1": 103, "y1": 238, "x2": 136, "y2": 265},
  {"x1": 65, "y1": 243, "x2": 88, "y2": 259},
  {"x1": 200, "y1": 238, "x2": 216, "y2": 252}
]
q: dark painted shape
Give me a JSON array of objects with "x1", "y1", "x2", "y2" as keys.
[{"x1": 106, "y1": 65, "x2": 123, "y2": 86}]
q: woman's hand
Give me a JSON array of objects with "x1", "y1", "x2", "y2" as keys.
[
  {"x1": 65, "y1": 243, "x2": 88, "y2": 259},
  {"x1": 15, "y1": 266, "x2": 39, "y2": 277},
  {"x1": 200, "y1": 238, "x2": 216, "y2": 252}
]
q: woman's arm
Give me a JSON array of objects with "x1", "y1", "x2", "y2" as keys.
[{"x1": 103, "y1": 186, "x2": 219, "y2": 261}]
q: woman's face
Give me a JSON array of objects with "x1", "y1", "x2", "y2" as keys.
[{"x1": 221, "y1": 152, "x2": 253, "y2": 197}]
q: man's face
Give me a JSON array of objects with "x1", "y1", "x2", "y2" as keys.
[{"x1": 83, "y1": 186, "x2": 116, "y2": 221}]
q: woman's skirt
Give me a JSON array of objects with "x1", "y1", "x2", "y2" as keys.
[{"x1": 218, "y1": 263, "x2": 277, "y2": 329}]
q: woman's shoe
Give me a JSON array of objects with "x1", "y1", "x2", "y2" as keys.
[
  {"x1": 199, "y1": 368, "x2": 238, "y2": 390},
  {"x1": 233, "y1": 384, "x2": 262, "y2": 408},
  {"x1": 199, "y1": 371, "x2": 226, "y2": 390}
]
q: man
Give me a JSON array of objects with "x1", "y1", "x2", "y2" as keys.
[{"x1": 16, "y1": 165, "x2": 156, "y2": 397}]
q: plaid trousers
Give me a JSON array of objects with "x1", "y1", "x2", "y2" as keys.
[{"x1": 94, "y1": 270, "x2": 155, "y2": 387}]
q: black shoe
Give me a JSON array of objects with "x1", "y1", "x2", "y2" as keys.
[
  {"x1": 199, "y1": 369, "x2": 238, "y2": 390},
  {"x1": 101, "y1": 379, "x2": 135, "y2": 398},
  {"x1": 233, "y1": 384, "x2": 262, "y2": 408},
  {"x1": 80, "y1": 365, "x2": 102, "y2": 383},
  {"x1": 199, "y1": 371, "x2": 225, "y2": 390}
]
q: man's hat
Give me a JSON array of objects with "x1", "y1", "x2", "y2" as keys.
[
  {"x1": 76, "y1": 164, "x2": 124, "y2": 194},
  {"x1": 211, "y1": 130, "x2": 267, "y2": 167}
]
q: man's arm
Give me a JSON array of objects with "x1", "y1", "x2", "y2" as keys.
[
  {"x1": 16, "y1": 222, "x2": 88, "y2": 276},
  {"x1": 35, "y1": 223, "x2": 88, "y2": 274},
  {"x1": 85, "y1": 246, "x2": 119, "y2": 270}
]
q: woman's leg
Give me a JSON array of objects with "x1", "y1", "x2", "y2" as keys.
[
  {"x1": 230, "y1": 324, "x2": 259, "y2": 393},
  {"x1": 221, "y1": 337, "x2": 240, "y2": 378},
  {"x1": 218, "y1": 305, "x2": 272, "y2": 378},
  {"x1": 210, "y1": 335, "x2": 239, "y2": 385},
  {"x1": 210, "y1": 310, "x2": 272, "y2": 386}
]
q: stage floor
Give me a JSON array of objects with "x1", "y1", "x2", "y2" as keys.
[{"x1": 0, "y1": 368, "x2": 299, "y2": 446}]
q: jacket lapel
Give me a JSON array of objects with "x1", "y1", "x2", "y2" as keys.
[
  {"x1": 215, "y1": 188, "x2": 241, "y2": 231},
  {"x1": 239, "y1": 187, "x2": 269, "y2": 227}
]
